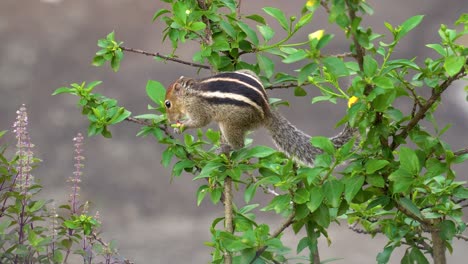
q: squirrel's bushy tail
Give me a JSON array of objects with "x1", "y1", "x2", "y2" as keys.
[{"x1": 265, "y1": 110, "x2": 356, "y2": 167}]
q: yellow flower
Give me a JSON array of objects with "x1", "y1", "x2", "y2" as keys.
[
  {"x1": 348, "y1": 96, "x2": 359, "y2": 108},
  {"x1": 306, "y1": 0, "x2": 317, "y2": 7},
  {"x1": 308, "y1": 30, "x2": 325, "y2": 41}
]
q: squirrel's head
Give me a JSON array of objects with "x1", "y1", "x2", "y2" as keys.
[{"x1": 165, "y1": 76, "x2": 195, "y2": 122}]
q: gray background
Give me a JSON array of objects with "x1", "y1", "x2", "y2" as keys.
[{"x1": 0, "y1": 0, "x2": 467, "y2": 263}]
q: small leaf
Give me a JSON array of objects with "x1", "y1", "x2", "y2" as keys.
[
  {"x1": 398, "y1": 197, "x2": 423, "y2": 219},
  {"x1": 152, "y1": 9, "x2": 170, "y2": 22},
  {"x1": 237, "y1": 21, "x2": 259, "y2": 46},
  {"x1": 343, "y1": 175, "x2": 364, "y2": 202},
  {"x1": 306, "y1": 186, "x2": 324, "y2": 212},
  {"x1": 295, "y1": 13, "x2": 314, "y2": 31},
  {"x1": 444, "y1": 55, "x2": 465, "y2": 77},
  {"x1": 146, "y1": 80, "x2": 166, "y2": 106},
  {"x1": 323, "y1": 57, "x2": 349, "y2": 77},
  {"x1": 323, "y1": 179, "x2": 344, "y2": 208},
  {"x1": 365, "y1": 160, "x2": 390, "y2": 174},
  {"x1": 294, "y1": 86, "x2": 307, "y2": 96},
  {"x1": 257, "y1": 53, "x2": 274, "y2": 78},
  {"x1": 388, "y1": 168, "x2": 413, "y2": 193},
  {"x1": 399, "y1": 147, "x2": 420, "y2": 174},
  {"x1": 439, "y1": 220, "x2": 456, "y2": 241},
  {"x1": 257, "y1": 25, "x2": 275, "y2": 42},
  {"x1": 196, "y1": 185, "x2": 209, "y2": 206},
  {"x1": 246, "y1": 14, "x2": 266, "y2": 25},
  {"x1": 282, "y1": 50, "x2": 308, "y2": 63},
  {"x1": 377, "y1": 246, "x2": 394, "y2": 264},
  {"x1": 244, "y1": 184, "x2": 257, "y2": 203},
  {"x1": 298, "y1": 62, "x2": 318, "y2": 85},
  {"x1": 363, "y1": 55, "x2": 378, "y2": 77},
  {"x1": 310, "y1": 136, "x2": 334, "y2": 154},
  {"x1": 263, "y1": 7, "x2": 289, "y2": 31},
  {"x1": 293, "y1": 188, "x2": 310, "y2": 204},
  {"x1": 373, "y1": 76, "x2": 393, "y2": 89},
  {"x1": 189, "y1": 22, "x2": 206, "y2": 31},
  {"x1": 52, "y1": 87, "x2": 74, "y2": 96},
  {"x1": 397, "y1": 15, "x2": 424, "y2": 40}
]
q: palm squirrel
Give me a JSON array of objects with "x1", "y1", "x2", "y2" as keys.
[{"x1": 164, "y1": 70, "x2": 355, "y2": 166}]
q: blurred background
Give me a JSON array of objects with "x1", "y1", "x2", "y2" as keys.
[{"x1": 0, "y1": 0, "x2": 467, "y2": 263}]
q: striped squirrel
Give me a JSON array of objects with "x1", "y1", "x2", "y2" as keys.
[{"x1": 164, "y1": 70, "x2": 356, "y2": 166}]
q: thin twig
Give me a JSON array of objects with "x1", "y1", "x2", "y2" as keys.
[
  {"x1": 249, "y1": 211, "x2": 296, "y2": 264},
  {"x1": 320, "y1": 52, "x2": 354, "y2": 58},
  {"x1": 196, "y1": 0, "x2": 213, "y2": 46},
  {"x1": 320, "y1": 0, "x2": 331, "y2": 13},
  {"x1": 125, "y1": 117, "x2": 174, "y2": 139},
  {"x1": 92, "y1": 232, "x2": 135, "y2": 264},
  {"x1": 438, "y1": 147, "x2": 468, "y2": 160},
  {"x1": 391, "y1": 69, "x2": 467, "y2": 150},
  {"x1": 455, "y1": 234, "x2": 468, "y2": 242},
  {"x1": 236, "y1": 0, "x2": 242, "y2": 19},
  {"x1": 120, "y1": 46, "x2": 210, "y2": 70}
]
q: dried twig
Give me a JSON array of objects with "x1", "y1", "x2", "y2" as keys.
[{"x1": 120, "y1": 46, "x2": 210, "y2": 70}]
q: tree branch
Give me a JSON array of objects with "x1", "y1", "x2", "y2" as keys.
[
  {"x1": 120, "y1": 46, "x2": 210, "y2": 70},
  {"x1": 391, "y1": 69, "x2": 467, "y2": 150},
  {"x1": 125, "y1": 117, "x2": 174, "y2": 139},
  {"x1": 438, "y1": 147, "x2": 468, "y2": 160},
  {"x1": 224, "y1": 176, "x2": 234, "y2": 264},
  {"x1": 249, "y1": 211, "x2": 296, "y2": 264}
]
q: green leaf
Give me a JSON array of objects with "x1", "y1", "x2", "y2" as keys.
[
  {"x1": 453, "y1": 186, "x2": 468, "y2": 199},
  {"x1": 307, "y1": 186, "x2": 324, "y2": 213},
  {"x1": 444, "y1": 55, "x2": 465, "y2": 77},
  {"x1": 194, "y1": 161, "x2": 224, "y2": 180},
  {"x1": 257, "y1": 25, "x2": 275, "y2": 42},
  {"x1": 244, "y1": 184, "x2": 257, "y2": 203},
  {"x1": 146, "y1": 80, "x2": 166, "y2": 106},
  {"x1": 282, "y1": 50, "x2": 308, "y2": 63},
  {"x1": 237, "y1": 21, "x2": 259, "y2": 46},
  {"x1": 298, "y1": 62, "x2": 318, "y2": 85},
  {"x1": 373, "y1": 76, "x2": 393, "y2": 89},
  {"x1": 235, "y1": 146, "x2": 276, "y2": 161},
  {"x1": 189, "y1": 22, "x2": 206, "y2": 31},
  {"x1": 398, "y1": 197, "x2": 423, "y2": 219},
  {"x1": 210, "y1": 187, "x2": 223, "y2": 204},
  {"x1": 439, "y1": 220, "x2": 456, "y2": 241},
  {"x1": 366, "y1": 174, "x2": 385, "y2": 188},
  {"x1": 294, "y1": 86, "x2": 307, "y2": 96},
  {"x1": 28, "y1": 200, "x2": 46, "y2": 213},
  {"x1": 161, "y1": 148, "x2": 174, "y2": 167},
  {"x1": 0, "y1": 130, "x2": 7, "y2": 138},
  {"x1": 257, "y1": 54, "x2": 274, "y2": 78},
  {"x1": 152, "y1": 9, "x2": 170, "y2": 22},
  {"x1": 263, "y1": 7, "x2": 289, "y2": 31},
  {"x1": 399, "y1": 147, "x2": 420, "y2": 174},
  {"x1": 323, "y1": 57, "x2": 349, "y2": 77},
  {"x1": 397, "y1": 15, "x2": 424, "y2": 40},
  {"x1": 388, "y1": 168, "x2": 413, "y2": 193},
  {"x1": 133, "y1": 114, "x2": 165, "y2": 123},
  {"x1": 311, "y1": 204, "x2": 330, "y2": 228},
  {"x1": 409, "y1": 248, "x2": 429, "y2": 264},
  {"x1": 52, "y1": 87, "x2": 74, "y2": 95},
  {"x1": 343, "y1": 175, "x2": 364, "y2": 202},
  {"x1": 363, "y1": 55, "x2": 378, "y2": 77},
  {"x1": 377, "y1": 246, "x2": 394, "y2": 264},
  {"x1": 246, "y1": 14, "x2": 266, "y2": 25},
  {"x1": 293, "y1": 188, "x2": 310, "y2": 204},
  {"x1": 297, "y1": 237, "x2": 310, "y2": 254},
  {"x1": 262, "y1": 194, "x2": 291, "y2": 214},
  {"x1": 172, "y1": 160, "x2": 195, "y2": 176},
  {"x1": 196, "y1": 185, "x2": 209, "y2": 206},
  {"x1": 295, "y1": 13, "x2": 314, "y2": 31},
  {"x1": 365, "y1": 160, "x2": 390, "y2": 174},
  {"x1": 310, "y1": 136, "x2": 334, "y2": 154},
  {"x1": 323, "y1": 179, "x2": 344, "y2": 207}
]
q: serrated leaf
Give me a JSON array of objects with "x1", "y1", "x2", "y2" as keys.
[{"x1": 263, "y1": 7, "x2": 289, "y2": 31}]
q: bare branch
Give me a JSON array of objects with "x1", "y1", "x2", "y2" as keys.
[
  {"x1": 456, "y1": 234, "x2": 468, "y2": 242},
  {"x1": 125, "y1": 117, "x2": 174, "y2": 139},
  {"x1": 321, "y1": 52, "x2": 354, "y2": 59},
  {"x1": 120, "y1": 46, "x2": 210, "y2": 70},
  {"x1": 224, "y1": 176, "x2": 234, "y2": 264}
]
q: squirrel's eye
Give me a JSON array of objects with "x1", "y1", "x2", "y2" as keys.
[{"x1": 164, "y1": 100, "x2": 171, "y2": 109}]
